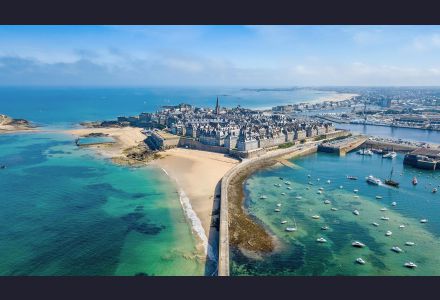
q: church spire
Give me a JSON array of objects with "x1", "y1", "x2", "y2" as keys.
[{"x1": 215, "y1": 96, "x2": 220, "y2": 115}]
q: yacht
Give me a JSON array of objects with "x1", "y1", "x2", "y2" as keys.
[
  {"x1": 352, "y1": 241, "x2": 366, "y2": 248},
  {"x1": 375, "y1": 196, "x2": 383, "y2": 199},
  {"x1": 391, "y1": 202, "x2": 397, "y2": 206},
  {"x1": 312, "y1": 215, "x2": 320, "y2": 219},
  {"x1": 383, "y1": 151, "x2": 397, "y2": 159},
  {"x1": 259, "y1": 195, "x2": 268, "y2": 199},
  {"x1": 353, "y1": 210, "x2": 360, "y2": 216},
  {"x1": 405, "y1": 242, "x2": 415, "y2": 246},
  {"x1": 391, "y1": 246, "x2": 403, "y2": 253},
  {"x1": 420, "y1": 219, "x2": 428, "y2": 223},
  {"x1": 372, "y1": 222, "x2": 379, "y2": 227},
  {"x1": 321, "y1": 226, "x2": 329, "y2": 230},
  {"x1": 316, "y1": 237, "x2": 327, "y2": 243},
  {"x1": 357, "y1": 149, "x2": 373, "y2": 156},
  {"x1": 404, "y1": 262, "x2": 417, "y2": 269},
  {"x1": 356, "y1": 258, "x2": 366, "y2": 265},
  {"x1": 280, "y1": 220, "x2": 287, "y2": 224},
  {"x1": 385, "y1": 230, "x2": 392, "y2": 236},
  {"x1": 366, "y1": 175, "x2": 382, "y2": 185},
  {"x1": 381, "y1": 216, "x2": 390, "y2": 221},
  {"x1": 285, "y1": 227, "x2": 297, "y2": 232},
  {"x1": 324, "y1": 200, "x2": 331, "y2": 204}
]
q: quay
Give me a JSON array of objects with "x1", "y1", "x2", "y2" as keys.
[
  {"x1": 318, "y1": 135, "x2": 367, "y2": 156},
  {"x1": 403, "y1": 148, "x2": 440, "y2": 170}
]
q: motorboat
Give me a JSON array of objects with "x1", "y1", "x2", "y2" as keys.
[
  {"x1": 316, "y1": 237, "x2": 327, "y2": 243},
  {"x1": 385, "y1": 231, "x2": 392, "y2": 236},
  {"x1": 412, "y1": 177, "x2": 418, "y2": 185},
  {"x1": 391, "y1": 246, "x2": 403, "y2": 253},
  {"x1": 404, "y1": 262, "x2": 417, "y2": 269},
  {"x1": 284, "y1": 181, "x2": 291, "y2": 185},
  {"x1": 366, "y1": 175, "x2": 382, "y2": 185},
  {"x1": 372, "y1": 222, "x2": 379, "y2": 227},
  {"x1": 274, "y1": 183, "x2": 281, "y2": 187},
  {"x1": 321, "y1": 226, "x2": 329, "y2": 230},
  {"x1": 353, "y1": 210, "x2": 360, "y2": 216},
  {"x1": 391, "y1": 202, "x2": 397, "y2": 206},
  {"x1": 380, "y1": 208, "x2": 387, "y2": 211},
  {"x1": 287, "y1": 187, "x2": 292, "y2": 190},
  {"x1": 347, "y1": 176, "x2": 358, "y2": 180},
  {"x1": 274, "y1": 208, "x2": 281, "y2": 212},
  {"x1": 399, "y1": 224, "x2": 405, "y2": 229},
  {"x1": 285, "y1": 227, "x2": 297, "y2": 232},
  {"x1": 420, "y1": 219, "x2": 428, "y2": 223},
  {"x1": 324, "y1": 200, "x2": 331, "y2": 204},
  {"x1": 281, "y1": 220, "x2": 287, "y2": 224},
  {"x1": 331, "y1": 207, "x2": 338, "y2": 211},
  {"x1": 353, "y1": 189, "x2": 359, "y2": 193},
  {"x1": 376, "y1": 196, "x2": 383, "y2": 199},
  {"x1": 356, "y1": 258, "x2": 366, "y2": 265},
  {"x1": 281, "y1": 192, "x2": 286, "y2": 195},
  {"x1": 312, "y1": 215, "x2": 320, "y2": 219},
  {"x1": 317, "y1": 191, "x2": 322, "y2": 194},
  {"x1": 327, "y1": 180, "x2": 331, "y2": 184},
  {"x1": 307, "y1": 174, "x2": 311, "y2": 178},
  {"x1": 276, "y1": 203, "x2": 282, "y2": 207},
  {"x1": 433, "y1": 188, "x2": 438, "y2": 193},
  {"x1": 352, "y1": 241, "x2": 366, "y2": 248},
  {"x1": 295, "y1": 196, "x2": 302, "y2": 200},
  {"x1": 381, "y1": 216, "x2": 390, "y2": 221},
  {"x1": 259, "y1": 195, "x2": 268, "y2": 199},
  {"x1": 319, "y1": 187, "x2": 324, "y2": 191},
  {"x1": 383, "y1": 151, "x2": 397, "y2": 159},
  {"x1": 405, "y1": 242, "x2": 415, "y2": 246}
]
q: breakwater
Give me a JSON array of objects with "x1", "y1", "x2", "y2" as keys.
[{"x1": 218, "y1": 143, "x2": 318, "y2": 276}]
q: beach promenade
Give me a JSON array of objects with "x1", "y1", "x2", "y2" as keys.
[{"x1": 218, "y1": 142, "x2": 318, "y2": 276}]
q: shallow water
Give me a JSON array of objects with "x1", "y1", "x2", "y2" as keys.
[
  {"x1": 231, "y1": 152, "x2": 440, "y2": 275},
  {"x1": 0, "y1": 132, "x2": 204, "y2": 275}
]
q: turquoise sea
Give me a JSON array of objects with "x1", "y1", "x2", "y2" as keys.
[{"x1": 231, "y1": 152, "x2": 440, "y2": 275}]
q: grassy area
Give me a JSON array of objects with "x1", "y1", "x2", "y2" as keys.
[{"x1": 278, "y1": 141, "x2": 295, "y2": 149}]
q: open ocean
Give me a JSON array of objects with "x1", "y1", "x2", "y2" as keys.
[{"x1": 0, "y1": 86, "x2": 341, "y2": 276}]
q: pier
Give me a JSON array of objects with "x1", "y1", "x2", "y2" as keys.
[{"x1": 318, "y1": 135, "x2": 367, "y2": 156}]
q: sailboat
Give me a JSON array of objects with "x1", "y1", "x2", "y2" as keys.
[{"x1": 384, "y1": 167, "x2": 399, "y2": 188}]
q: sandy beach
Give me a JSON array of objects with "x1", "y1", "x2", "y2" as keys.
[
  {"x1": 308, "y1": 92, "x2": 359, "y2": 104},
  {"x1": 151, "y1": 148, "x2": 239, "y2": 262}
]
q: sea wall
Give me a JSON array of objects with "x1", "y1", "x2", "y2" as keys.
[
  {"x1": 218, "y1": 143, "x2": 318, "y2": 276},
  {"x1": 178, "y1": 137, "x2": 229, "y2": 154},
  {"x1": 363, "y1": 140, "x2": 417, "y2": 152}
]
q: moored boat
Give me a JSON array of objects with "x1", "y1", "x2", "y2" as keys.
[
  {"x1": 353, "y1": 210, "x2": 360, "y2": 216},
  {"x1": 412, "y1": 177, "x2": 418, "y2": 185},
  {"x1": 347, "y1": 176, "x2": 358, "y2": 180},
  {"x1": 312, "y1": 215, "x2": 320, "y2": 219},
  {"x1": 316, "y1": 237, "x2": 327, "y2": 243},
  {"x1": 285, "y1": 227, "x2": 297, "y2": 232},
  {"x1": 352, "y1": 241, "x2": 366, "y2": 248},
  {"x1": 404, "y1": 262, "x2": 417, "y2": 269},
  {"x1": 366, "y1": 175, "x2": 382, "y2": 185},
  {"x1": 356, "y1": 258, "x2": 366, "y2": 265},
  {"x1": 405, "y1": 241, "x2": 415, "y2": 246},
  {"x1": 372, "y1": 222, "x2": 379, "y2": 227},
  {"x1": 420, "y1": 219, "x2": 428, "y2": 223},
  {"x1": 385, "y1": 230, "x2": 392, "y2": 236},
  {"x1": 381, "y1": 216, "x2": 390, "y2": 221},
  {"x1": 391, "y1": 246, "x2": 403, "y2": 253},
  {"x1": 324, "y1": 200, "x2": 331, "y2": 204},
  {"x1": 383, "y1": 151, "x2": 397, "y2": 159}
]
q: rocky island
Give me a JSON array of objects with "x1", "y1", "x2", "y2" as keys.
[{"x1": 0, "y1": 114, "x2": 36, "y2": 134}]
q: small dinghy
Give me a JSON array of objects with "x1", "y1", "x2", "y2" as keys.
[
  {"x1": 285, "y1": 227, "x2": 297, "y2": 232},
  {"x1": 274, "y1": 208, "x2": 281, "y2": 212},
  {"x1": 380, "y1": 208, "x2": 388, "y2": 211},
  {"x1": 352, "y1": 241, "x2": 366, "y2": 248},
  {"x1": 372, "y1": 222, "x2": 379, "y2": 227},
  {"x1": 385, "y1": 230, "x2": 392, "y2": 236},
  {"x1": 391, "y1": 202, "x2": 397, "y2": 206},
  {"x1": 287, "y1": 187, "x2": 292, "y2": 190},
  {"x1": 354, "y1": 189, "x2": 359, "y2": 193},
  {"x1": 281, "y1": 192, "x2": 286, "y2": 196},
  {"x1": 399, "y1": 224, "x2": 405, "y2": 229},
  {"x1": 381, "y1": 216, "x2": 390, "y2": 221},
  {"x1": 316, "y1": 237, "x2": 327, "y2": 243},
  {"x1": 312, "y1": 215, "x2": 320, "y2": 219},
  {"x1": 276, "y1": 203, "x2": 282, "y2": 207},
  {"x1": 353, "y1": 210, "x2": 360, "y2": 216},
  {"x1": 295, "y1": 196, "x2": 302, "y2": 200},
  {"x1": 356, "y1": 258, "x2": 366, "y2": 265},
  {"x1": 331, "y1": 207, "x2": 338, "y2": 211},
  {"x1": 420, "y1": 219, "x2": 428, "y2": 223},
  {"x1": 324, "y1": 200, "x2": 331, "y2": 204},
  {"x1": 405, "y1": 241, "x2": 415, "y2": 246},
  {"x1": 259, "y1": 195, "x2": 268, "y2": 199},
  {"x1": 327, "y1": 180, "x2": 331, "y2": 184},
  {"x1": 376, "y1": 196, "x2": 383, "y2": 199},
  {"x1": 281, "y1": 220, "x2": 287, "y2": 224}
]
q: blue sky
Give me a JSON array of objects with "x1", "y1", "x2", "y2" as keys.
[{"x1": 1, "y1": 25, "x2": 440, "y2": 86}]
